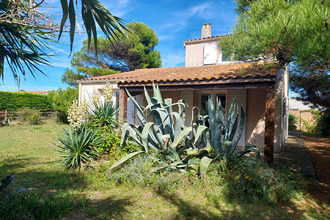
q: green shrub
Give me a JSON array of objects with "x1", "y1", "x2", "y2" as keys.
[
  {"x1": 28, "y1": 112, "x2": 43, "y2": 125},
  {"x1": 107, "y1": 154, "x2": 190, "y2": 189},
  {"x1": 317, "y1": 112, "x2": 330, "y2": 137},
  {"x1": 211, "y1": 158, "x2": 304, "y2": 204},
  {"x1": 289, "y1": 114, "x2": 297, "y2": 131},
  {"x1": 56, "y1": 111, "x2": 69, "y2": 124},
  {"x1": 18, "y1": 107, "x2": 35, "y2": 121},
  {"x1": 47, "y1": 87, "x2": 78, "y2": 113},
  {"x1": 0, "y1": 91, "x2": 53, "y2": 111}
]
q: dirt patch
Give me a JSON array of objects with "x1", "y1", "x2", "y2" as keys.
[{"x1": 304, "y1": 135, "x2": 330, "y2": 203}]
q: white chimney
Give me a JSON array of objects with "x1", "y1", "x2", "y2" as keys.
[{"x1": 201, "y1": 23, "x2": 211, "y2": 38}]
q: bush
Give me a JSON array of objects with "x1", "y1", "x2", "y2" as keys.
[
  {"x1": 288, "y1": 114, "x2": 297, "y2": 131},
  {"x1": 28, "y1": 112, "x2": 43, "y2": 125},
  {"x1": 317, "y1": 112, "x2": 330, "y2": 137},
  {"x1": 210, "y1": 158, "x2": 304, "y2": 204},
  {"x1": 47, "y1": 87, "x2": 78, "y2": 113},
  {"x1": 107, "y1": 154, "x2": 190, "y2": 189},
  {"x1": 0, "y1": 91, "x2": 53, "y2": 111},
  {"x1": 18, "y1": 107, "x2": 35, "y2": 122},
  {"x1": 56, "y1": 111, "x2": 69, "y2": 124}
]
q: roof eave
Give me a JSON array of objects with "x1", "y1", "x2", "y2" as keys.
[{"x1": 118, "y1": 76, "x2": 277, "y2": 88}]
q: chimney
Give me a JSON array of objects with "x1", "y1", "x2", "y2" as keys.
[{"x1": 201, "y1": 23, "x2": 211, "y2": 38}]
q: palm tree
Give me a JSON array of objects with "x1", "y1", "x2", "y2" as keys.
[{"x1": 0, "y1": 0, "x2": 127, "y2": 83}]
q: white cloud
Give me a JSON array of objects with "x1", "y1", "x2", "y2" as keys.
[
  {"x1": 102, "y1": 0, "x2": 132, "y2": 17},
  {"x1": 159, "y1": 2, "x2": 212, "y2": 34}
]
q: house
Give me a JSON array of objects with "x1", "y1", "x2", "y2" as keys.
[
  {"x1": 78, "y1": 24, "x2": 289, "y2": 163},
  {"x1": 16, "y1": 91, "x2": 49, "y2": 95}
]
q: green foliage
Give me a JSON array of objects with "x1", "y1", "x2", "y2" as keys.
[
  {"x1": 297, "y1": 110, "x2": 329, "y2": 136},
  {"x1": 56, "y1": 111, "x2": 69, "y2": 124},
  {"x1": 0, "y1": 91, "x2": 53, "y2": 111},
  {"x1": 62, "y1": 22, "x2": 161, "y2": 86},
  {"x1": 290, "y1": 72, "x2": 329, "y2": 110},
  {"x1": 317, "y1": 112, "x2": 330, "y2": 137},
  {"x1": 221, "y1": 0, "x2": 329, "y2": 109},
  {"x1": 47, "y1": 87, "x2": 78, "y2": 113},
  {"x1": 114, "y1": 84, "x2": 209, "y2": 172},
  {"x1": 90, "y1": 102, "x2": 119, "y2": 128},
  {"x1": 0, "y1": 193, "x2": 73, "y2": 219},
  {"x1": 28, "y1": 111, "x2": 43, "y2": 125},
  {"x1": 58, "y1": 0, "x2": 127, "y2": 55},
  {"x1": 206, "y1": 97, "x2": 253, "y2": 158},
  {"x1": 0, "y1": 0, "x2": 53, "y2": 83},
  {"x1": 18, "y1": 107, "x2": 36, "y2": 122},
  {"x1": 1, "y1": 0, "x2": 127, "y2": 83},
  {"x1": 112, "y1": 84, "x2": 256, "y2": 174},
  {"x1": 57, "y1": 126, "x2": 99, "y2": 170},
  {"x1": 211, "y1": 158, "x2": 304, "y2": 204},
  {"x1": 0, "y1": 173, "x2": 14, "y2": 191},
  {"x1": 47, "y1": 87, "x2": 78, "y2": 124},
  {"x1": 288, "y1": 114, "x2": 297, "y2": 131},
  {"x1": 107, "y1": 154, "x2": 192, "y2": 188}
]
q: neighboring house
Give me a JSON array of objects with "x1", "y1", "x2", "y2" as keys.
[
  {"x1": 78, "y1": 24, "x2": 289, "y2": 161},
  {"x1": 289, "y1": 97, "x2": 317, "y2": 131},
  {"x1": 17, "y1": 91, "x2": 49, "y2": 95}
]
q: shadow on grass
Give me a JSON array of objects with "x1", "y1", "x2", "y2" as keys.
[
  {"x1": 0, "y1": 155, "x2": 88, "y2": 195},
  {"x1": 154, "y1": 188, "x2": 220, "y2": 219},
  {"x1": 79, "y1": 196, "x2": 133, "y2": 219}
]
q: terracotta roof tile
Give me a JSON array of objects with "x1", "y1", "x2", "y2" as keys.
[
  {"x1": 79, "y1": 62, "x2": 281, "y2": 86},
  {"x1": 16, "y1": 91, "x2": 49, "y2": 94}
]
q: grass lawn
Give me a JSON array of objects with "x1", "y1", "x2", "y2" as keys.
[{"x1": 1, "y1": 123, "x2": 329, "y2": 219}]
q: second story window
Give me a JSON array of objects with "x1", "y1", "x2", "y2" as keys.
[{"x1": 203, "y1": 42, "x2": 217, "y2": 65}]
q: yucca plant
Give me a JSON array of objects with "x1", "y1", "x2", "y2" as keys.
[
  {"x1": 91, "y1": 102, "x2": 119, "y2": 128},
  {"x1": 57, "y1": 126, "x2": 99, "y2": 170}
]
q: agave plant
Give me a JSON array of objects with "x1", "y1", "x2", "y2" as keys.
[
  {"x1": 206, "y1": 97, "x2": 257, "y2": 159},
  {"x1": 57, "y1": 126, "x2": 99, "y2": 170},
  {"x1": 109, "y1": 84, "x2": 208, "y2": 171}
]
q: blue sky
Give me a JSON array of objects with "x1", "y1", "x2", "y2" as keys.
[{"x1": 0, "y1": 0, "x2": 237, "y2": 92}]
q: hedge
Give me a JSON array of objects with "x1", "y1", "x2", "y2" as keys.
[{"x1": 0, "y1": 91, "x2": 54, "y2": 111}]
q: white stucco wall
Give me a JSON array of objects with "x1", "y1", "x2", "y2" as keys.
[
  {"x1": 184, "y1": 39, "x2": 238, "y2": 67},
  {"x1": 78, "y1": 80, "x2": 120, "y2": 110}
]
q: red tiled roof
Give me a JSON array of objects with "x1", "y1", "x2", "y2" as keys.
[
  {"x1": 17, "y1": 91, "x2": 48, "y2": 95},
  {"x1": 79, "y1": 62, "x2": 281, "y2": 86},
  {"x1": 184, "y1": 35, "x2": 221, "y2": 43}
]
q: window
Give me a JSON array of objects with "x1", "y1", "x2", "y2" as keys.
[
  {"x1": 201, "y1": 93, "x2": 226, "y2": 114},
  {"x1": 203, "y1": 42, "x2": 217, "y2": 65},
  {"x1": 216, "y1": 94, "x2": 226, "y2": 109},
  {"x1": 201, "y1": 94, "x2": 211, "y2": 115}
]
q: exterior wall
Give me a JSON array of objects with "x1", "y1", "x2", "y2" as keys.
[
  {"x1": 184, "y1": 39, "x2": 238, "y2": 67},
  {"x1": 274, "y1": 67, "x2": 289, "y2": 152},
  {"x1": 246, "y1": 89, "x2": 266, "y2": 151},
  {"x1": 79, "y1": 81, "x2": 119, "y2": 106},
  {"x1": 179, "y1": 90, "x2": 194, "y2": 126},
  {"x1": 185, "y1": 42, "x2": 205, "y2": 67},
  {"x1": 289, "y1": 110, "x2": 317, "y2": 132}
]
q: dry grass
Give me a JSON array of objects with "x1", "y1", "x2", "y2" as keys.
[{"x1": 0, "y1": 123, "x2": 329, "y2": 219}]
